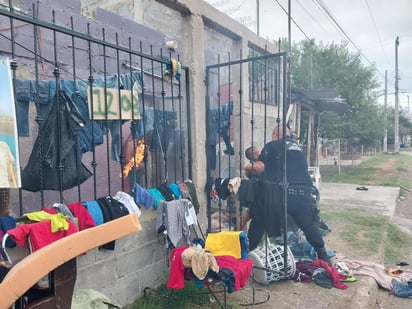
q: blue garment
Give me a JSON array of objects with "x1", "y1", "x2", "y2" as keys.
[
  {"x1": 135, "y1": 109, "x2": 178, "y2": 153},
  {"x1": 217, "y1": 101, "x2": 233, "y2": 153},
  {"x1": 147, "y1": 188, "x2": 166, "y2": 209},
  {"x1": 133, "y1": 183, "x2": 155, "y2": 210},
  {"x1": 14, "y1": 71, "x2": 143, "y2": 157},
  {"x1": 206, "y1": 108, "x2": 219, "y2": 170},
  {"x1": 61, "y1": 79, "x2": 104, "y2": 153},
  {"x1": 82, "y1": 201, "x2": 104, "y2": 226},
  {"x1": 14, "y1": 79, "x2": 56, "y2": 136},
  {"x1": 168, "y1": 183, "x2": 181, "y2": 199},
  {"x1": 392, "y1": 278, "x2": 412, "y2": 298},
  {"x1": 239, "y1": 231, "x2": 249, "y2": 259},
  {"x1": 0, "y1": 216, "x2": 16, "y2": 247}
]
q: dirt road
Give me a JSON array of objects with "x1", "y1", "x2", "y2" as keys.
[{"x1": 227, "y1": 182, "x2": 412, "y2": 308}]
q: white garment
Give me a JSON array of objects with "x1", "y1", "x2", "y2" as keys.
[
  {"x1": 115, "y1": 191, "x2": 142, "y2": 217},
  {"x1": 228, "y1": 177, "x2": 241, "y2": 195},
  {"x1": 0, "y1": 141, "x2": 17, "y2": 188},
  {"x1": 184, "y1": 200, "x2": 197, "y2": 226}
]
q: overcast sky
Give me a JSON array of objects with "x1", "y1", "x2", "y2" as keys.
[{"x1": 207, "y1": 0, "x2": 412, "y2": 108}]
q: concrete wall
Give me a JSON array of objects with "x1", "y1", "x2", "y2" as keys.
[{"x1": 1, "y1": 0, "x2": 281, "y2": 306}]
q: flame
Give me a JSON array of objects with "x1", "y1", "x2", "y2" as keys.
[{"x1": 121, "y1": 139, "x2": 145, "y2": 178}]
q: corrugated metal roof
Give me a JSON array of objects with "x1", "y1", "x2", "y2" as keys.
[{"x1": 292, "y1": 89, "x2": 350, "y2": 113}]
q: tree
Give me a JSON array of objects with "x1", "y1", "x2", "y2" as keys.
[
  {"x1": 290, "y1": 40, "x2": 385, "y2": 146},
  {"x1": 386, "y1": 107, "x2": 412, "y2": 145}
]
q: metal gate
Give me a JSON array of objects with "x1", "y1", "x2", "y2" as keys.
[
  {"x1": 0, "y1": 1, "x2": 192, "y2": 216},
  {"x1": 205, "y1": 48, "x2": 288, "y2": 233}
]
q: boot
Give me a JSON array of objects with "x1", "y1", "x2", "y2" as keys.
[{"x1": 316, "y1": 247, "x2": 332, "y2": 266}]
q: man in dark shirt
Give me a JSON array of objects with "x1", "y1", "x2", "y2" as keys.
[{"x1": 242, "y1": 125, "x2": 332, "y2": 265}]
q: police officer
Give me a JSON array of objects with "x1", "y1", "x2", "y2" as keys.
[{"x1": 258, "y1": 125, "x2": 332, "y2": 265}]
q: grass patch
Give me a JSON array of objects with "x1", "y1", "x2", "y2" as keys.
[
  {"x1": 127, "y1": 282, "x2": 238, "y2": 309},
  {"x1": 323, "y1": 153, "x2": 412, "y2": 188},
  {"x1": 384, "y1": 224, "x2": 412, "y2": 264},
  {"x1": 322, "y1": 209, "x2": 412, "y2": 265}
]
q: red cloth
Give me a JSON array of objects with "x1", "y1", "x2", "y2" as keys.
[
  {"x1": 167, "y1": 246, "x2": 189, "y2": 289},
  {"x1": 215, "y1": 256, "x2": 253, "y2": 291},
  {"x1": 7, "y1": 219, "x2": 77, "y2": 252},
  {"x1": 41, "y1": 208, "x2": 58, "y2": 215},
  {"x1": 67, "y1": 202, "x2": 96, "y2": 231},
  {"x1": 312, "y1": 259, "x2": 348, "y2": 290}
]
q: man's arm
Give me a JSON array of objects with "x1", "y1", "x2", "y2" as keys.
[
  {"x1": 239, "y1": 210, "x2": 250, "y2": 231},
  {"x1": 244, "y1": 161, "x2": 265, "y2": 177}
]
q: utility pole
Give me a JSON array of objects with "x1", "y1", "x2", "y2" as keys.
[
  {"x1": 394, "y1": 36, "x2": 400, "y2": 152},
  {"x1": 384, "y1": 70, "x2": 388, "y2": 152},
  {"x1": 256, "y1": 0, "x2": 260, "y2": 36}
]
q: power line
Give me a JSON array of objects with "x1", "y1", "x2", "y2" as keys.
[
  {"x1": 273, "y1": 0, "x2": 310, "y2": 40},
  {"x1": 313, "y1": 0, "x2": 385, "y2": 79},
  {"x1": 364, "y1": 0, "x2": 390, "y2": 69},
  {"x1": 295, "y1": 0, "x2": 327, "y2": 33}
]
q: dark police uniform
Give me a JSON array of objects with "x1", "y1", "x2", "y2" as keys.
[{"x1": 258, "y1": 136, "x2": 329, "y2": 261}]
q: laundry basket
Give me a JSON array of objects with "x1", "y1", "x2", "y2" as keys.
[{"x1": 249, "y1": 241, "x2": 296, "y2": 285}]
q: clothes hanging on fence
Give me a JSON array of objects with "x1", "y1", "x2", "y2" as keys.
[
  {"x1": 14, "y1": 71, "x2": 143, "y2": 157},
  {"x1": 82, "y1": 201, "x2": 104, "y2": 226},
  {"x1": 21, "y1": 90, "x2": 92, "y2": 192},
  {"x1": 206, "y1": 108, "x2": 218, "y2": 170},
  {"x1": 133, "y1": 183, "x2": 155, "y2": 210},
  {"x1": 183, "y1": 180, "x2": 200, "y2": 214},
  {"x1": 115, "y1": 191, "x2": 141, "y2": 218},
  {"x1": 7, "y1": 219, "x2": 78, "y2": 252},
  {"x1": 156, "y1": 199, "x2": 194, "y2": 248},
  {"x1": 96, "y1": 195, "x2": 130, "y2": 250},
  {"x1": 216, "y1": 101, "x2": 234, "y2": 155}
]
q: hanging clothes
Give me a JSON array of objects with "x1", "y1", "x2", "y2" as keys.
[{"x1": 21, "y1": 90, "x2": 92, "y2": 192}]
